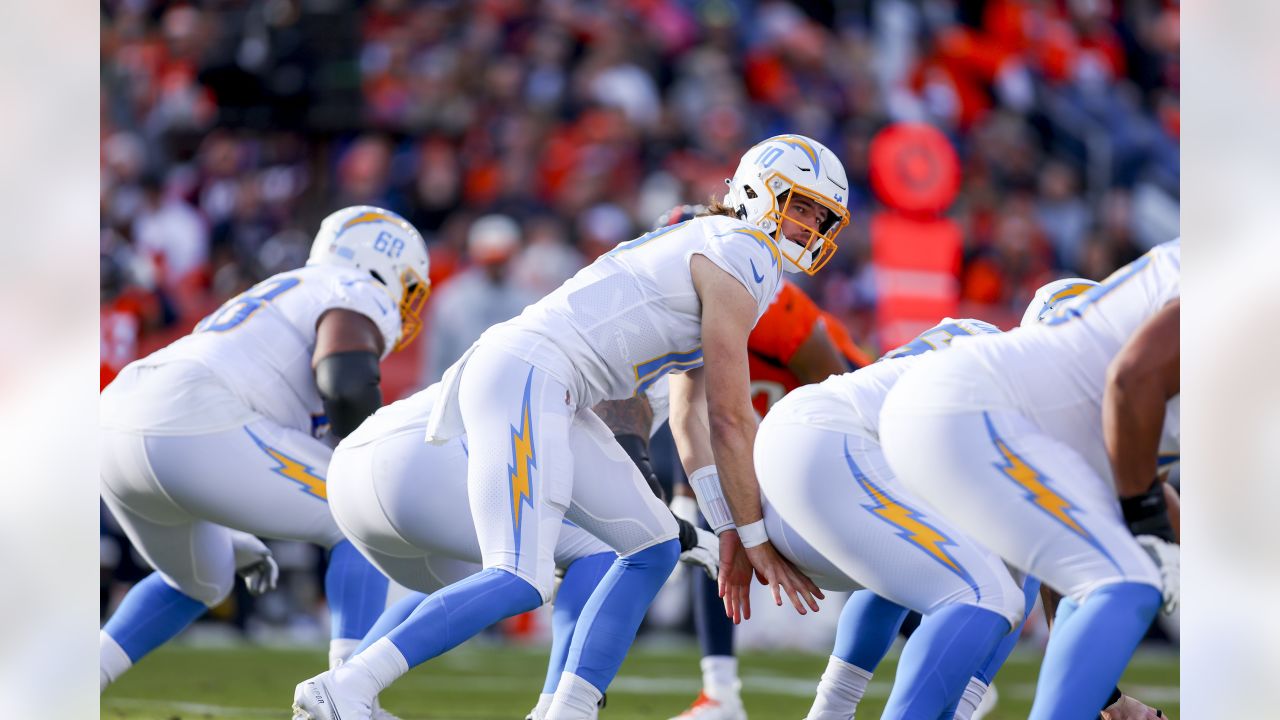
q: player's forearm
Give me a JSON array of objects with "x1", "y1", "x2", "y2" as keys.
[
  {"x1": 708, "y1": 410, "x2": 765, "y2": 525},
  {"x1": 1103, "y1": 369, "x2": 1166, "y2": 498},
  {"x1": 1104, "y1": 299, "x2": 1179, "y2": 498}
]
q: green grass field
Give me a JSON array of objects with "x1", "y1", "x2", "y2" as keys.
[{"x1": 101, "y1": 640, "x2": 1178, "y2": 719}]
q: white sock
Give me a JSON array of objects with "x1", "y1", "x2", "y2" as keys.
[
  {"x1": 329, "y1": 637, "x2": 361, "y2": 669},
  {"x1": 700, "y1": 655, "x2": 741, "y2": 701},
  {"x1": 100, "y1": 631, "x2": 132, "y2": 692},
  {"x1": 546, "y1": 672, "x2": 603, "y2": 719},
  {"x1": 529, "y1": 692, "x2": 554, "y2": 719},
  {"x1": 806, "y1": 655, "x2": 871, "y2": 720},
  {"x1": 953, "y1": 677, "x2": 990, "y2": 720},
  {"x1": 339, "y1": 637, "x2": 409, "y2": 695}
]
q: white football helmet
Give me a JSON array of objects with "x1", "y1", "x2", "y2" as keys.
[
  {"x1": 308, "y1": 206, "x2": 431, "y2": 351},
  {"x1": 724, "y1": 134, "x2": 851, "y2": 274},
  {"x1": 1021, "y1": 277, "x2": 1099, "y2": 327}
]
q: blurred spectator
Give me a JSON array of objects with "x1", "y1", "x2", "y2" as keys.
[
  {"x1": 422, "y1": 214, "x2": 537, "y2": 384},
  {"x1": 1035, "y1": 160, "x2": 1091, "y2": 271},
  {"x1": 132, "y1": 172, "x2": 210, "y2": 307},
  {"x1": 509, "y1": 214, "x2": 585, "y2": 298}
]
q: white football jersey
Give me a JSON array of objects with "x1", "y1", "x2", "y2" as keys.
[
  {"x1": 918, "y1": 240, "x2": 1180, "y2": 480},
  {"x1": 122, "y1": 265, "x2": 401, "y2": 434},
  {"x1": 477, "y1": 215, "x2": 785, "y2": 408},
  {"x1": 959, "y1": 240, "x2": 1179, "y2": 406},
  {"x1": 768, "y1": 318, "x2": 1002, "y2": 439}
]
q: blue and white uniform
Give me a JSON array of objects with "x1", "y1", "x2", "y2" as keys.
[
  {"x1": 755, "y1": 319, "x2": 1028, "y2": 719},
  {"x1": 327, "y1": 384, "x2": 616, "y2": 592},
  {"x1": 296, "y1": 215, "x2": 784, "y2": 720},
  {"x1": 101, "y1": 265, "x2": 399, "y2": 599},
  {"x1": 423, "y1": 214, "x2": 783, "y2": 598},
  {"x1": 757, "y1": 321, "x2": 1024, "y2": 622},
  {"x1": 99, "y1": 264, "x2": 403, "y2": 690},
  {"x1": 879, "y1": 240, "x2": 1181, "y2": 720}
]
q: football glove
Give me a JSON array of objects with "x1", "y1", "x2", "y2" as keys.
[
  {"x1": 679, "y1": 526, "x2": 720, "y2": 581},
  {"x1": 1120, "y1": 480, "x2": 1175, "y2": 542},
  {"x1": 1135, "y1": 534, "x2": 1179, "y2": 615},
  {"x1": 230, "y1": 531, "x2": 279, "y2": 595}
]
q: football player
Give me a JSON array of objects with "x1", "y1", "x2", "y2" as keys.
[
  {"x1": 879, "y1": 241, "x2": 1180, "y2": 719},
  {"x1": 99, "y1": 207, "x2": 429, "y2": 693},
  {"x1": 323, "y1": 381, "x2": 720, "y2": 720},
  {"x1": 291, "y1": 135, "x2": 848, "y2": 720},
  {"x1": 755, "y1": 316, "x2": 1030, "y2": 719},
  {"x1": 657, "y1": 206, "x2": 870, "y2": 720},
  {"x1": 792, "y1": 278, "x2": 1169, "y2": 720}
]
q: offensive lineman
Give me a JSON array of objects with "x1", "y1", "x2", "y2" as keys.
[
  {"x1": 755, "y1": 317, "x2": 1029, "y2": 719},
  {"x1": 879, "y1": 240, "x2": 1181, "y2": 719},
  {"x1": 99, "y1": 207, "x2": 429, "y2": 693},
  {"x1": 291, "y1": 134, "x2": 847, "y2": 720}
]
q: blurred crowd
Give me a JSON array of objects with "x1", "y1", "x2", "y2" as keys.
[{"x1": 101, "y1": 0, "x2": 1179, "y2": 638}]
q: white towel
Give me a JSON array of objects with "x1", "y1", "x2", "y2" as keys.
[{"x1": 423, "y1": 343, "x2": 477, "y2": 444}]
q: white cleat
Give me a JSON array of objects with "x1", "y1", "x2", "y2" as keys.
[
  {"x1": 291, "y1": 669, "x2": 375, "y2": 720},
  {"x1": 668, "y1": 691, "x2": 747, "y2": 720}
]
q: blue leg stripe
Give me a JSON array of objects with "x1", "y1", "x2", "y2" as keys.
[
  {"x1": 564, "y1": 539, "x2": 681, "y2": 691},
  {"x1": 103, "y1": 573, "x2": 208, "y2": 663},
  {"x1": 326, "y1": 540, "x2": 390, "y2": 640},
  {"x1": 387, "y1": 568, "x2": 542, "y2": 668}
]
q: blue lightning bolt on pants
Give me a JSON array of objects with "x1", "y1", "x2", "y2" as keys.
[{"x1": 879, "y1": 405, "x2": 1164, "y2": 720}]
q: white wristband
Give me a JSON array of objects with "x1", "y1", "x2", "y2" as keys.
[
  {"x1": 687, "y1": 465, "x2": 735, "y2": 535},
  {"x1": 736, "y1": 519, "x2": 769, "y2": 548}
]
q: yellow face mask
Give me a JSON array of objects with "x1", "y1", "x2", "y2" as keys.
[
  {"x1": 762, "y1": 171, "x2": 850, "y2": 275},
  {"x1": 393, "y1": 267, "x2": 431, "y2": 352}
]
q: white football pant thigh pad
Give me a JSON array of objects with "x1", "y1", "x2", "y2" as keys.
[
  {"x1": 458, "y1": 347, "x2": 575, "y2": 601},
  {"x1": 329, "y1": 433, "x2": 482, "y2": 565},
  {"x1": 100, "y1": 428, "x2": 236, "y2": 606},
  {"x1": 564, "y1": 406, "x2": 679, "y2": 557},
  {"x1": 326, "y1": 425, "x2": 612, "y2": 594},
  {"x1": 879, "y1": 406, "x2": 1160, "y2": 603},
  {"x1": 756, "y1": 421, "x2": 1024, "y2": 625},
  {"x1": 115, "y1": 418, "x2": 344, "y2": 547}
]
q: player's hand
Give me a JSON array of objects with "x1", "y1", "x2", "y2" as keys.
[
  {"x1": 230, "y1": 531, "x2": 280, "y2": 595},
  {"x1": 743, "y1": 540, "x2": 824, "y2": 616},
  {"x1": 679, "y1": 526, "x2": 720, "y2": 581},
  {"x1": 1100, "y1": 693, "x2": 1164, "y2": 719},
  {"x1": 717, "y1": 530, "x2": 755, "y2": 624},
  {"x1": 1135, "y1": 535, "x2": 1179, "y2": 615}
]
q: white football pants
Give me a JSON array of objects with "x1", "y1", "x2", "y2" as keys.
[
  {"x1": 756, "y1": 418, "x2": 1025, "y2": 627},
  {"x1": 453, "y1": 346, "x2": 678, "y2": 601},
  {"x1": 101, "y1": 413, "x2": 342, "y2": 606},
  {"x1": 327, "y1": 425, "x2": 614, "y2": 593},
  {"x1": 880, "y1": 378, "x2": 1159, "y2": 602}
]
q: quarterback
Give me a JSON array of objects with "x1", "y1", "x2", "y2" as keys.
[
  {"x1": 880, "y1": 240, "x2": 1181, "y2": 719},
  {"x1": 99, "y1": 207, "x2": 431, "y2": 690},
  {"x1": 292, "y1": 134, "x2": 849, "y2": 720}
]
